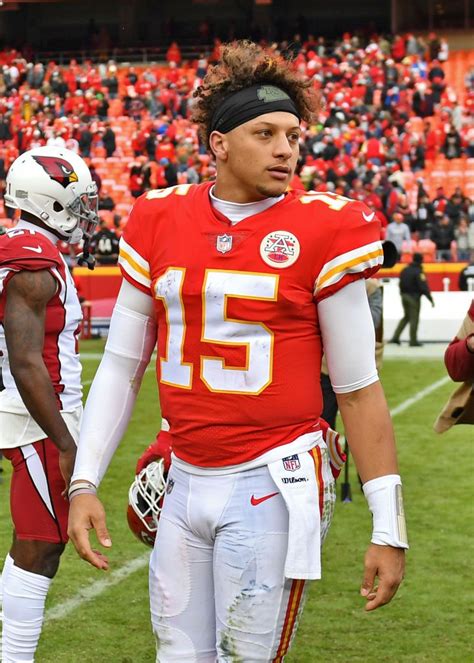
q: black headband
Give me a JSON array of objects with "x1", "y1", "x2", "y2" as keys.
[{"x1": 209, "y1": 84, "x2": 301, "y2": 135}]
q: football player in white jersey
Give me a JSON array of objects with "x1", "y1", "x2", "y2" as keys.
[
  {"x1": 0, "y1": 146, "x2": 98, "y2": 662},
  {"x1": 69, "y1": 41, "x2": 407, "y2": 661}
]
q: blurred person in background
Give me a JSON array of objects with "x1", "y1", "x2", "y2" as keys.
[
  {"x1": 431, "y1": 212, "x2": 455, "y2": 261},
  {"x1": 390, "y1": 252, "x2": 435, "y2": 347},
  {"x1": 89, "y1": 217, "x2": 120, "y2": 265},
  {"x1": 454, "y1": 215, "x2": 472, "y2": 262},
  {"x1": 385, "y1": 209, "x2": 411, "y2": 259}
]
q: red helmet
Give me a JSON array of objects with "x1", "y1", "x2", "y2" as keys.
[{"x1": 126, "y1": 460, "x2": 167, "y2": 547}]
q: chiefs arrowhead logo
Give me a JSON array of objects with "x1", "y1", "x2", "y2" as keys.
[{"x1": 32, "y1": 155, "x2": 79, "y2": 189}]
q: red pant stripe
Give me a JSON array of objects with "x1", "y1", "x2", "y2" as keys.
[
  {"x1": 310, "y1": 446, "x2": 324, "y2": 517},
  {"x1": 273, "y1": 578, "x2": 305, "y2": 661}
]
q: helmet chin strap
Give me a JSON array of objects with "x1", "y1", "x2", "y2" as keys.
[{"x1": 77, "y1": 237, "x2": 96, "y2": 271}]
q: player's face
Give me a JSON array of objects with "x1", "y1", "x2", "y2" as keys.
[{"x1": 216, "y1": 112, "x2": 301, "y2": 203}]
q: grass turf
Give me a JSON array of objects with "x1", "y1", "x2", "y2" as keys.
[{"x1": 0, "y1": 342, "x2": 472, "y2": 662}]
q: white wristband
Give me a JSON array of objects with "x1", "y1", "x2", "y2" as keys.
[
  {"x1": 363, "y1": 474, "x2": 409, "y2": 549},
  {"x1": 68, "y1": 480, "x2": 97, "y2": 500}
]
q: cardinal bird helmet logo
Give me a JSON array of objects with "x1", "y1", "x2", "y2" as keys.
[{"x1": 32, "y1": 155, "x2": 79, "y2": 189}]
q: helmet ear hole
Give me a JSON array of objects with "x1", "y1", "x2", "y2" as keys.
[{"x1": 53, "y1": 201, "x2": 64, "y2": 212}]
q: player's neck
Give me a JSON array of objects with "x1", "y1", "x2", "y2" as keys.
[{"x1": 210, "y1": 185, "x2": 283, "y2": 225}]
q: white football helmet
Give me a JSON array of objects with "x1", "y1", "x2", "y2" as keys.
[
  {"x1": 127, "y1": 460, "x2": 168, "y2": 548},
  {"x1": 4, "y1": 146, "x2": 99, "y2": 244}
]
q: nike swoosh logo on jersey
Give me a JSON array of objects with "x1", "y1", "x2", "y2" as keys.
[
  {"x1": 250, "y1": 492, "x2": 279, "y2": 506},
  {"x1": 22, "y1": 245, "x2": 43, "y2": 253},
  {"x1": 362, "y1": 212, "x2": 375, "y2": 222}
]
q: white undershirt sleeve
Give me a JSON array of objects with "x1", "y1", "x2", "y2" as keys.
[
  {"x1": 317, "y1": 279, "x2": 379, "y2": 393},
  {"x1": 72, "y1": 281, "x2": 157, "y2": 487}
]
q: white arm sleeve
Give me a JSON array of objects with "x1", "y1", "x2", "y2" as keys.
[
  {"x1": 318, "y1": 279, "x2": 379, "y2": 393},
  {"x1": 72, "y1": 281, "x2": 157, "y2": 487}
]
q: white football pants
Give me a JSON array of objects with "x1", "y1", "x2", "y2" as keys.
[{"x1": 149, "y1": 447, "x2": 335, "y2": 662}]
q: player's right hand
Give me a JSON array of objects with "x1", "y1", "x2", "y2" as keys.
[{"x1": 68, "y1": 493, "x2": 112, "y2": 571}]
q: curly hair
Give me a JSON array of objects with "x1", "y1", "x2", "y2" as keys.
[{"x1": 192, "y1": 40, "x2": 321, "y2": 149}]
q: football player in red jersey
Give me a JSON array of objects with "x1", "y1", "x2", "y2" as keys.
[
  {"x1": 69, "y1": 41, "x2": 407, "y2": 660},
  {"x1": 0, "y1": 146, "x2": 98, "y2": 661}
]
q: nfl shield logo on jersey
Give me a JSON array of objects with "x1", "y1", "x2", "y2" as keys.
[
  {"x1": 216, "y1": 234, "x2": 233, "y2": 254},
  {"x1": 282, "y1": 455, "x2": 301, "y2": 472}
]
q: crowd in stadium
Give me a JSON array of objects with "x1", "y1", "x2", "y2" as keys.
[{"x1": 0, "y1": 29, "x2": 473, "y2": 263}]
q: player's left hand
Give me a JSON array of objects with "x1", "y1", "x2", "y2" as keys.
[{"x1": 360, "y1": 543, "x2": 405, "y2": 611}]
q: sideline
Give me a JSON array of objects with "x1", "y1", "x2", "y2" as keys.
[
  {"x1": 3, "y1": 373, "x2": 451, "y2": 624},
  {"x1": 44, "y1": 552, "x2": 150, "y2": 623},
  {"x1": 390, "y1": 375, "x2": 451, "y2": 417}
]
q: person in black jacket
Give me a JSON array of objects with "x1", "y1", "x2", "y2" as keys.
[
  {"x1": 89, "y1": 218, "x2": 120, "y2": 265},
  {"x1": 390, "y1": 253, "x2": 435, "y2": 346},
  {"x1": 102, "y1": 122, "x2": 116, "y2": 158}
]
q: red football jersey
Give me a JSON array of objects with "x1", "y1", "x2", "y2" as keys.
[
  {"x1": 0, "y1": 227, "x2": 83, "y2": 411},
  {"x1": 119, "y1": 183, "x2": 383, "y2": 467}
]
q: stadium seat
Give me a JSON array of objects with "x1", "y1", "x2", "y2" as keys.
[
  {"x1": 417, "y1": 239, "x2": 437, "y2": 262},
  {"x1": 400, "y1": 239, "x2": 418, "y2": 262}
]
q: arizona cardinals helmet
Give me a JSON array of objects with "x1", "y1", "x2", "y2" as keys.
[
  {"x1": 127, "y1": 460, "x2": 168, "y2": 547},
  {"x1": 4, "y1": 146, "x2": 99, "y2": 244}
]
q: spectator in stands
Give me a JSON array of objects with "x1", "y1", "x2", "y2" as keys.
[
  {"x1": 101, "y1": 121, "x2": 116, "y2": 157},
  {"x1": 145, "y1": 129, "x2": 158, "y2": 162},
  {"x1": 434, "y1": 300, "x2": 474, "y2": 433},
  {"x1": 78, "y1": 123, "x2": 93, "y2": 157},
  {"x1": 431, "y1": 212, "x2": 455, "y2": 261},
  {"x1": 98, "y1": 190, "x2": 116, "y2": 211},
  {"x1": 391, "y1": 34, "x2": 405, "y2": 62},
  {"x1": 446, "y1": 191, "x2": 465, "y2": 226},
  {"x1": 414, "y1": 193, "x2": 435, "y2": 239},
  {"x1": 385, "y1": 209, "x2": 411, "y2": 259},
  {"x1": 412, "y1": 82, "x2": 434, "y2": 118},
  {"x1": 160, "y1": 157, "x2": 178, "y2": 187},
  {"x1": 89, "y1": 163, "x2": 102, "y2": 194},
  {"x1": 408, "y1": 138, "x2": 425, "y2": 172},
  {"x1": 454, "y1": 216, "x2": 473, "y2": 262},
  {"x1": 102, "y1": 64, "x2": 119, "y2": 99},
  {"x1": 0, "y1": 112, "x2": 12, "y2": 141},
  {"x1": 432, "y1": 186, "x2": 448, "y2": 214},
  {"x1": 443, "y1": 124, "x2": 462, "y2": 159},
  {"x1": 437, "y1": 37, "x2": 449, "y2": 63},
  {"x1": 390, "y1": 253, "x2": 434, "y2": 347},
  {"x1": 89, "y1": 218, "x2": 120, "y2": 265},
  {"x1": 129, "y1": 163, "x2": 144, "y2": 198},
  {"x1": 166, "y1": 41, "x2": 182, "y2": 66},
  {"x1": 396, "y1": 194, "x2": 416, "y2": 232}
]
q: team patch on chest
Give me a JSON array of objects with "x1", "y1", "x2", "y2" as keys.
[{"x1": 260, "y1": 230, "x2": 300, "y2": 268}]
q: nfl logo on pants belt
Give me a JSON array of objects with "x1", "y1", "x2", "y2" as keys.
[{"x1": 282, "y1": 455, "x2": 301, "y2": 472}]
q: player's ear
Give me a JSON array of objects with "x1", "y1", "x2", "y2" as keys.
[{"x1": 209, "y1": 131, "x2": 228, "y2": 161}]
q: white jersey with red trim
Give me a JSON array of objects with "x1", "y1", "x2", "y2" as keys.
[
  {"x1": 0, "y1": 227, "x2": 83, "y2": 415},
  {"x1": 118, "y1": 182, "x2": 383, "y2": 467}
]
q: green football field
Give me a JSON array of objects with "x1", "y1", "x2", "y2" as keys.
[{"x1": 0, "y1": 340, "x2": 473, "y2": 662}]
